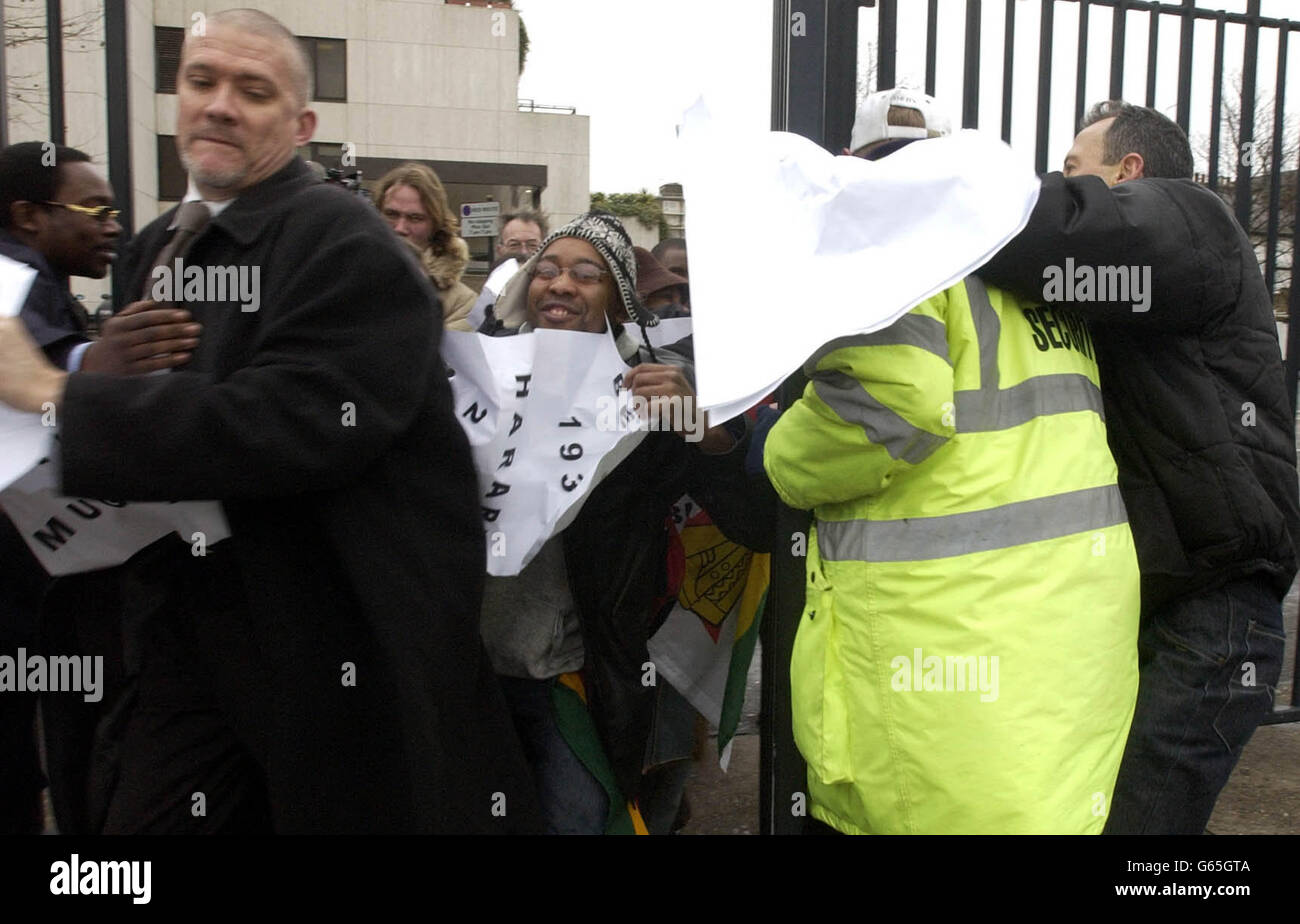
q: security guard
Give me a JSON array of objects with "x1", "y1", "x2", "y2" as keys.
[{"x1": 764, "y1": 90, "x2": 1141, "y2": 834}]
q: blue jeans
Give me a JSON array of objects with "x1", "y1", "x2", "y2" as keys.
[
  {"x1": 497, "y1": 676, "x2": 608, "y2": 835},
  {"x1": 1104, "y1": 576, "x2": 1286, "y2": 834}
]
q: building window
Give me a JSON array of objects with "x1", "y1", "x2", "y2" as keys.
[
  {"x1": 296, "y1": 142, "x2": 346, "y2": 165},
  {"x1": 155, "y1": 29, "x2": 345, "y2": 103},
  {"x1": 155, "y1": 27, "x2": 184, "y2": 94},
  {"x1": 300, "y1": 37, "x2": 347, "y2": 102},
  {"x1": 157, "y1": 135, "x2": 186, "y2": 201}
]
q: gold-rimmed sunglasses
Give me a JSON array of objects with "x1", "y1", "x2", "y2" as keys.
[{"x1": 44, "y1": 201, "x2": 121, "y2": 223}]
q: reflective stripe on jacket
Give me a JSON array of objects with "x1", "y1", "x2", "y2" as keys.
[{"x1": 764, "y1": 277, "x2": 1140, "y2": 834}]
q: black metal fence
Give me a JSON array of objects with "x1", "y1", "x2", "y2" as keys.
[{"x1": 765, "y1": 0, "x2": 1300, "y2": 834}]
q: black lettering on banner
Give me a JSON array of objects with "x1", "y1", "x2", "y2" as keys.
[
  {"x1": 612, "y1": 373, "x2": 624, "y2": 393},
  {"x1": 559, "y1": 443, "x2": 584, "y2": 461},
  {"x1": 515, "y1": 374, "x2": 532, "y2": 398},
  {"x1": 463, "y1": 402, "x2": 488, "y2": 424},
  {"x1": 1023, "y1": 308, "x2": 1049, "y2": 352},
  {"x1": 482, "y1": 507, "x2": 501, "y2": 522},
  {"x1": 485, "y1": 481, "x2": 511, "y2": 498},
  {"x1": 498, "y1": 448, "x2": 516, "y2": 469},
  {"x1": 34, "y1": 517, "x2": 76, "y2": 551},
  {"x1": 561, "y1": 474, "x2": 583, "y2": 492},
  {"x1": 558, "y1": 416, "x2": 581, "y2": 428},
  {"x1": 509, "y1": 413, "x2": 524, "y2": 437},
  {"x1": 64, "y1": 499, "x2": 101, "y2": 520}
]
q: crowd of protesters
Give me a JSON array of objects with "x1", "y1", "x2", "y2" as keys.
[{"x1": 0, "y1": 7, "x2": 1293, "y2": 836}]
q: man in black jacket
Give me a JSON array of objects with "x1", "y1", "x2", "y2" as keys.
[
  {"x1": 978, "y1": 101, "x2": 1298, "y2": 834},
  {"x1": 0, "y1": 141, "x2": 202, "y2": 833},
  {"x1": 477, "y1": 211, "x2": 766, "y2": 832},
  {"x1": 0, "y1": 8, "x2": 538, "y2": 833}
]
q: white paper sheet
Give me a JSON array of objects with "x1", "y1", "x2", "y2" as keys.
[
  {"x1": 0, "y1": 253, "x2": 54, "y2": 488},
  {"x1": 679, "y1": 99, "x2": 1041, "y2": 422},
  {"x1": 442, "y1": 328, "x2": 648, "y2": 575},
  {"x1": 629, "y1": 316, "x2": 693, "y2": 350},
  {"x1": 0, "y1": 457, "x2": 232, "y2": 575},
  {"x1": 465, "y1": 258, "x2": 521, "y2": 332}
]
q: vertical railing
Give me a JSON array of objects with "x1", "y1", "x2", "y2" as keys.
[
  {"x1": 962, "y1": 0, "x2": 982, "y2": 129},
  {"x1": 1234, "y1": 0, "x2": 1262, "y2": 233},
  {"x1": 1035, "y1": 0, "x2": 1054, "y2": 174}
]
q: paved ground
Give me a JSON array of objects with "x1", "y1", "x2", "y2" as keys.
[{"x1": 679, "y1": 576, "x2": 1300, "y2": 835}]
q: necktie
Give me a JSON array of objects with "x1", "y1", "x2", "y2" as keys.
[{"x1": 141, "y1": 199, "x2": 212, "y2": 302}]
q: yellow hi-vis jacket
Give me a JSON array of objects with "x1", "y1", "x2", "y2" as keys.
[{"x1": 763, "y1": 277, "x2": 1140, "y2": 834}]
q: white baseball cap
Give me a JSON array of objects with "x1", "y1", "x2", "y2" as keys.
[{"x1": 850, "y1": 88, "x2": 953, "y2": 153}]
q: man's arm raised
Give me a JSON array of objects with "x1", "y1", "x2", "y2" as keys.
[{"x1": 977, "y1": 173, "x2": 1240, "y2": 332}]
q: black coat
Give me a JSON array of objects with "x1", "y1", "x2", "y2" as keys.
[
  {"x1": 978, "y1": 173, "x2": 1300, "y2": 610},
  {"x1": 58, "y1": 158, "x2": 541, "y2": 833}
]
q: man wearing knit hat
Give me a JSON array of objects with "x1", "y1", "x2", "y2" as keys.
[{"x1": 478, "y1": 211, "x2": 769, "y2": 833}]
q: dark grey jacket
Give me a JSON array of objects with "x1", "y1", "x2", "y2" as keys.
[{"x1": 979, "y1": 173, "x2": 1299, "y2": 611}]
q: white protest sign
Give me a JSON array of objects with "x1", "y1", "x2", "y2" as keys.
[
  {"x1": 679, "y1": 98, "x2": 1041, "y2": 422},
  {"x1": 442, "y1": 328, "x2": 648, "y2": 575},
  {"x1": 628, "y1": 316, "x2": 692, "y2": 349},
  {"x1": 0, "y1": 457, "x2": 231, "y2": 576},
  {"x1": 465, "y1": 257, "x2": 521, "y2": 332},
  {"x1": 0, "y1": 253, "x2": 54, "y2": 489}
]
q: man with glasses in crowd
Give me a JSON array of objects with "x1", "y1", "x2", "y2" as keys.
[{"x1": 0, "y1": 141, "x2": 206, "y2": 835}]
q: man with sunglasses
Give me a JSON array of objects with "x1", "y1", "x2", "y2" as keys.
[
  {"x1": 0, "y1": 142, "x2": 201, "y2": 376},
  {"x1": 0, "y1": 141, "x2": 209, "y2": 835}
]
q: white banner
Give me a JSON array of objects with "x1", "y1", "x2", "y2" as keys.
[
  {"x1": 442, "y1": 328, "x2": 648, "y2": 576},
  {"x1": 465, "y1": 257, "x2": 521, "y2": 332},
  {"x1": 628, "y1": 316, "x2": 692, "y2": 349},
  {"x1": 680, "y1": 98, "x2": 1041, "y2": 422},
  {"x1": 0, "y1": 253, "x2": 53, "y2": 489},
  {"x1": 0, "y1": 457, "x2": 231, "y2": 576}
]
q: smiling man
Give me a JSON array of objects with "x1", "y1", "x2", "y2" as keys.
[
  {"x1": 478, "y1": 211, "x2": 765, "y2": 833},
  {"x1": 0, "y1": 8, "x2": 538, "y2": 834}
]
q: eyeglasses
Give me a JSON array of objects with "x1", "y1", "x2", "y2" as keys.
[
  {"x1": 44, "y1": 201, "x2": 121, "y2": 223},
  {"x1": 531, "y1": 261, "x2": 609, "y2": 285},
  {"x1": 502, "y1": 238, "x2": 541, "y2": 253}
]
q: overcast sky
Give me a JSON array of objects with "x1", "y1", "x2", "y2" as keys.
[{"x1": 517, "y1": 0, "x2": 1300, "y2": 193}]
